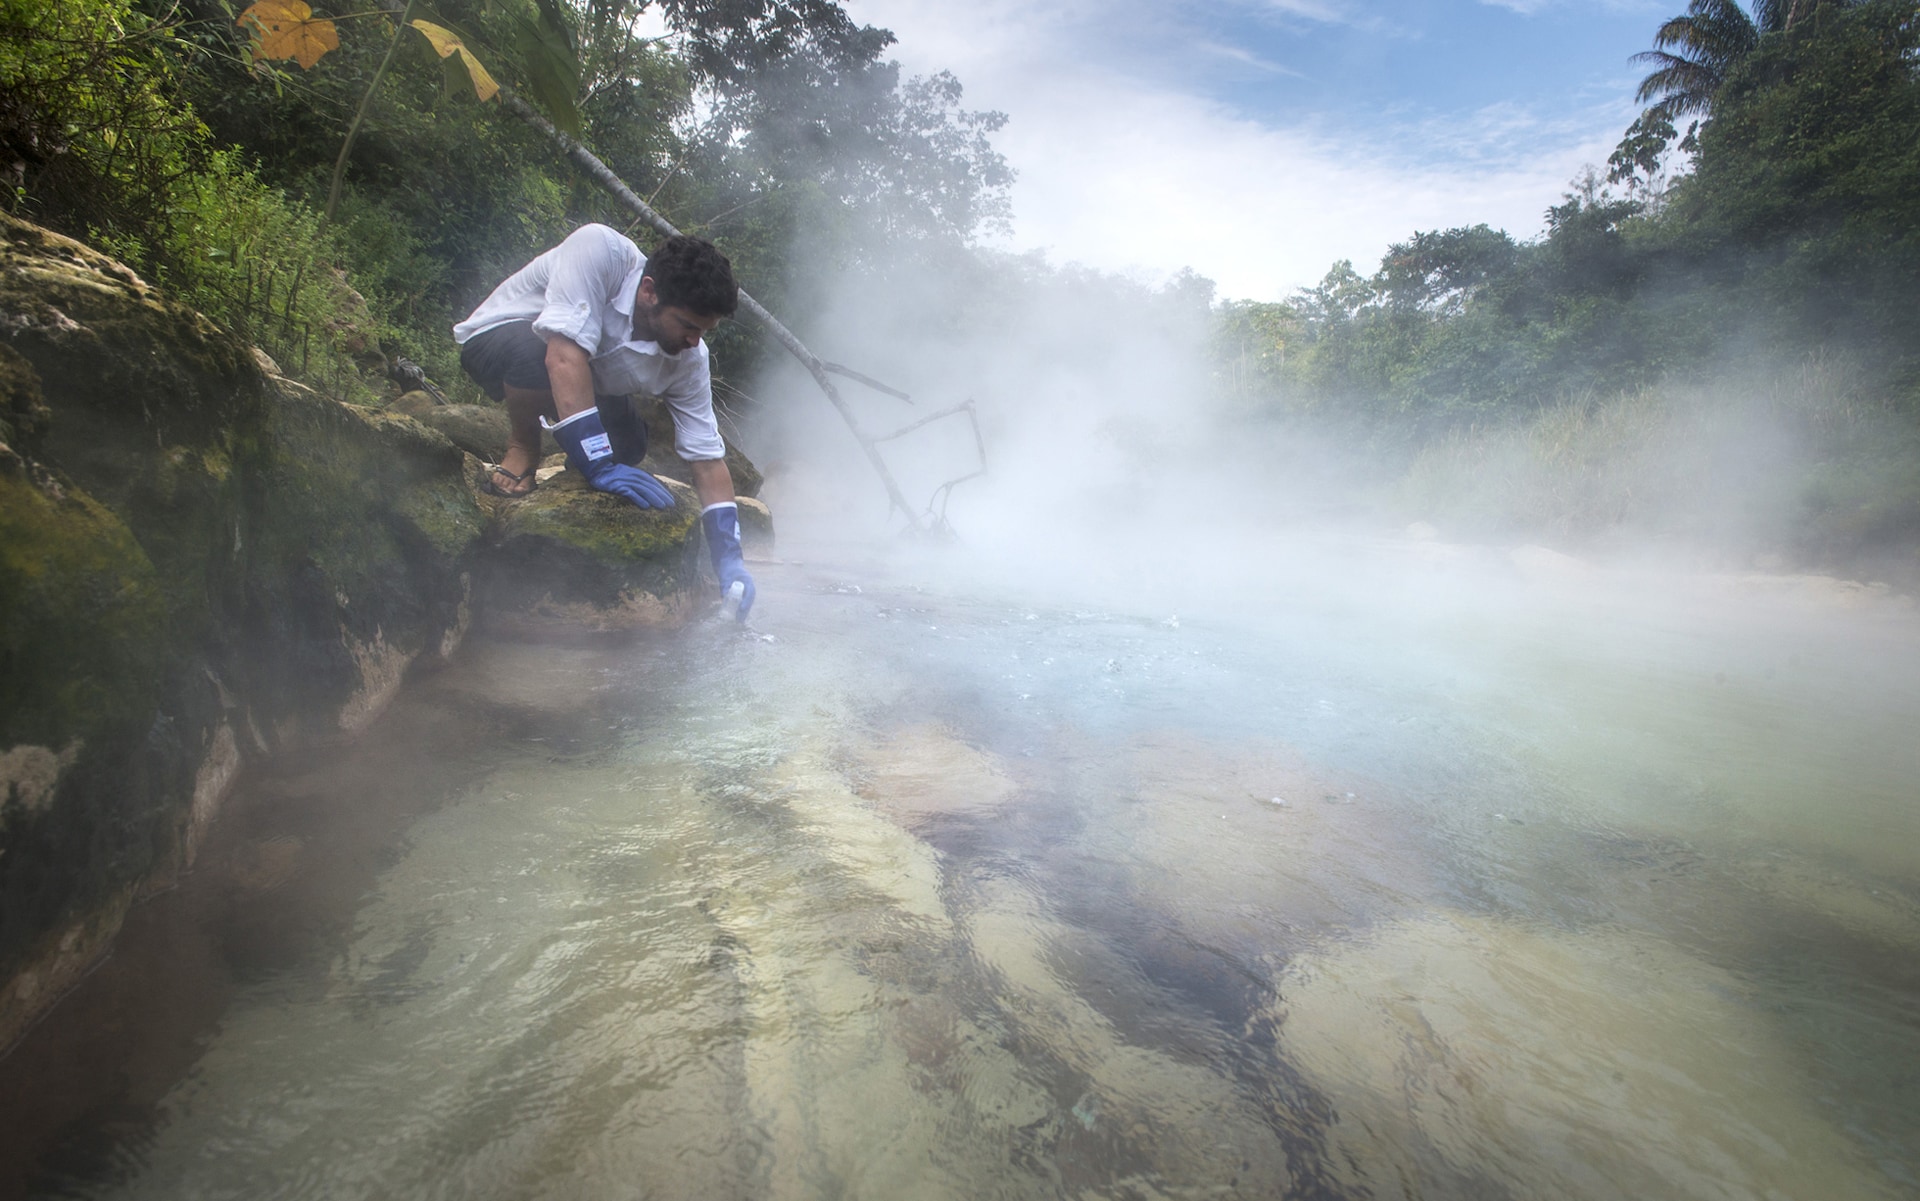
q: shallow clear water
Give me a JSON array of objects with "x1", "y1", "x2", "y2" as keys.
[{"x1": 6, "y1": 541, "x2": 1919, "y2": 1200}]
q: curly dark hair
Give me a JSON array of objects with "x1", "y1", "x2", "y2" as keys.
[{"x1": 645, "y1": 235, "x2": 739, "y2": 317}]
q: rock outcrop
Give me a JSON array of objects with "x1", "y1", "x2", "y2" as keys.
[
  {"x1": 477, "y1": 466, "x2": 704, "y2": 632},
  {"x1": 637, "y1": 398, "x2": 763, "y2": 500},
  {"x1": 400, "y1": 396, "x2": 764, "y2": 503},
  {"x1": 413, "y1": 401, "x2": 548, "y2": 461},
  {"x1": 0, "y1": 215, "x2": 763, "y2": 1047}
]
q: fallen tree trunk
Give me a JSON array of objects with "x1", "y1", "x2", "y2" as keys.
[{"x1": 501, "y1": 92, "x2": 924, "y2": 531}]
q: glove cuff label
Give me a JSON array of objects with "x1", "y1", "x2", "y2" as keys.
[
  {"x1": 541, "y1": 407, "x2": 598, "y2": 432},
  {"x1": 580, "y1": 432, "x2": 613, "y2": 461}
]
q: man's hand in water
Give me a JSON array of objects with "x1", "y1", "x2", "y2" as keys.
[{"x1": 702, "y1": 502, "x2": 755, "y2": 621}]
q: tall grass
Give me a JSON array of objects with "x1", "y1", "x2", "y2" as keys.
[
  {"x1": 1392, "y1": 354, "x2": 1920, "y2": 579},
  {"x1": 109, "y1": 152, "x2": 393, "y2": 407}
]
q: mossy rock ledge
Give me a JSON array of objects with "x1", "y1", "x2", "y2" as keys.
[
  {"x1": 0, "y1": 216, "x2": 754, "y2": 1047},
  {"x1": 475, "y1": 465, "x2": 708, "y2": 632},
  {"x1": 403, "y1": 397, "x2": 763, "y2": 503}
]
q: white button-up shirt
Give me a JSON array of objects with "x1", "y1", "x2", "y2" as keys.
[{"x1": 452, "y1": 223, "x2": 726, "y2": 461}]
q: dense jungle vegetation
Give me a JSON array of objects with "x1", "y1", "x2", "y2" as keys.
[
  {"x1": 1, "y1": 0, "x2": 1011, "y2": 406},
  {"x1": 4, "y1": 0, "x2": 1916, "y2": 575},
  {"x1": 1216, "y1": 0, "x2": 1920, "y2": 572}
]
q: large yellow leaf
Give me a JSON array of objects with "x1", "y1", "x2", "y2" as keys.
[
  {"x1": 237, "y1": 0, "x2": 339, "y2": 70},
  {"x1": 409, "y1": 19, "x2": 499, "y2": 102}
]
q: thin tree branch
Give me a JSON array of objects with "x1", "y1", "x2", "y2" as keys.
[
  {"x1": 690, "y1": 189, "x2": 771, "y2": 230},
  {"x1": 643, "y1": 146, "x2": 692, "y2": 207},
  {"x1": 326, "y1": 0, "x2": 418, "y2": 224},
  {"x1": 823, "y1": 361, "x2": 912, "y2": 403}
]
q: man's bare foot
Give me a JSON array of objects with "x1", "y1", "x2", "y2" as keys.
[{"x1": 483, "y1": 444, "x2": 540, "y2": 498}]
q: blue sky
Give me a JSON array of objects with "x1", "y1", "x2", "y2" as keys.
[
  {"x1": 1142, "y1": 0, "x2": 1662, "y2": 150},
  {"x1": 848, "y1": 0, "x2": 1680, "y2": 300}
]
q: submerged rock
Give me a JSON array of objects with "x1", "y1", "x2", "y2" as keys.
[{"x1": 1275, "y1": 913, "x2": 1899, "y2": 1201}]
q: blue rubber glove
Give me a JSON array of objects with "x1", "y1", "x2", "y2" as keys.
[
  {"x1": 702, "y1": 502, "x2": 756, "y2": 622},
  {"x1": 543, "y1": 406, "x2": 676, "y2": 510}
]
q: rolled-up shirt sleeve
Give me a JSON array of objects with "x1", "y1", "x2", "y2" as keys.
[
  {"x1": 529, "y1": 225, "x2": 630, "y2": 355},
  {"x1": 663, "y1": 347, "x2": 728, "y2": 461}
]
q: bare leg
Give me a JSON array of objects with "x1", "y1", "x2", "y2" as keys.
[{"x1": 492, "y1": 383, "x2": 554, "y2": 497}]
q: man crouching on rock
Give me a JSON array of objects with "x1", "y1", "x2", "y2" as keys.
[{"x1": 453, "y1": 224, "x2": 754, "y2": 620}]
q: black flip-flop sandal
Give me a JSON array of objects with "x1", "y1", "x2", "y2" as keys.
[{"x1": 480, "y1": 462, "x2": 538, "y2": 498}]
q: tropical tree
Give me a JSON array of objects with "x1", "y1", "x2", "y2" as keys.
[
  {"x1": 1375, "y1": 225, "x2": 1522, "y2": 316},
  {"x1": 1611, "y1": 0, "x2": 1859, "y2": 186},
  {"x1": 1632, "y1": 0, "x2": 1766, "y2": 124}
]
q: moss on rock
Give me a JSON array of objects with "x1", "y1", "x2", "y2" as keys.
[
  {"x1": 0, "y1": 216, "x2": 486, "y2": 1043},
  {"x1": 0, "y1": 214, "x2": 775, "y2": 1044},
  {"x1": 0, "y1": 471, "x2": 164, "y2": 756},
  {"x1": 0, "y1": 468, "x2": 171, "y2": 1046},
  {"x1": 477, "y1": 467, "x2": 704, "y2": 631},
  {"x1": 0, "y1": 344, "x2": 50, "y2": 456}
]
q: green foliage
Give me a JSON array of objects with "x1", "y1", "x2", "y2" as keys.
[
  {"x1": 0, "y1": 0, "x2": 207, "y2": 242},
  {"x1": 1608, "y1": 110, "x2": 1680, "y2": 190},
  {"x1": 115, "y1": 151, "x2": 394, "y2": 404},
  {"x1": 1391, "y1": 357, "x2": 1920, "y2": 569},
  {"x1": 1212, "y1": 300, "x2": 1306, "y2": 415},
  {"x1": 1614, "y1": 0, "x2": 1861, "y2": 173},
  {"x1": 1238, "y1": 0, "x2": 1920, "y2": 427},
  {"x1": 176, "y1": 0, "x2": 592, "y2": 297},
  {"x1": 1376, "y1": 225, "x2": 1521, "y2": 316},
  {"x1": 1673, "y1": 0, "x2": 1920, "y2": 365},
  {"x1": 1632, "y1": 0, "x2": 1767, "y2": 124},
  {"x1": 1227, "y1": 0, "x2": 1920, "y2": 570},
  {"x1": 3, "y1": 0, "x2": 392, "y2": 403},
  {"x1": 5, "y1": 0, "x2": 1014, "y2": 417}
]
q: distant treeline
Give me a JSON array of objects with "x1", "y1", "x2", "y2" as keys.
[
  {"x1": 1203, "y1": 0, "x2": 1920, "y2": 575},
  {"x1": 1215, "y1": 0, "x2": 1920, "y2": 434}
]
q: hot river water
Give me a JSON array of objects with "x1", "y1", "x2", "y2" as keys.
[{"x1": 3, "y1": 537, "x2": 1918, "y2": 1200}]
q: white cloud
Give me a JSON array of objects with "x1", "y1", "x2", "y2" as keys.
[
  {"x1": 848, "y1": 0, "x2": 1631, "y2": 300},
  {"x1": 1195, "y1": 40, "x2": 1306, "y2": 76},
  {"x1": 1262, "y1": 0, "x2": 1351, "y2": 23},
  {"x1": 1477, "y1": 0, "x2": 1665, "y2": 13}
]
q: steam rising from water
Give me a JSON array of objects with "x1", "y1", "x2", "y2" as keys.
[
  {"x1": 11, "y1": 252, "x2": 1918, "y2": 1198},
  {"x1": 17, "y1": 547, "x2": 1918, "y2": 1198},
  {"x1": 746, "y1": 245, "x2": 1908, "y2": 628}
]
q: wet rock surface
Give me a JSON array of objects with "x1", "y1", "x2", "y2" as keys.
[
  {"x1": 0, "y1": 215, "x2": 764, "y2": 1046},
  {"x1": 411, "y1": 401, "x2": 555, "y2": 462},
  {"x1": 475, "y1": 464, "x2": 705, "y2": 632}
]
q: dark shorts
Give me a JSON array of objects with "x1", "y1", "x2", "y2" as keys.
[
  {"x1": 459, "y1": 320, "x2": 646, "y2": 464},
  {"x1": 458, "y1": 319, "x2": 554, "y2": 399}
]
